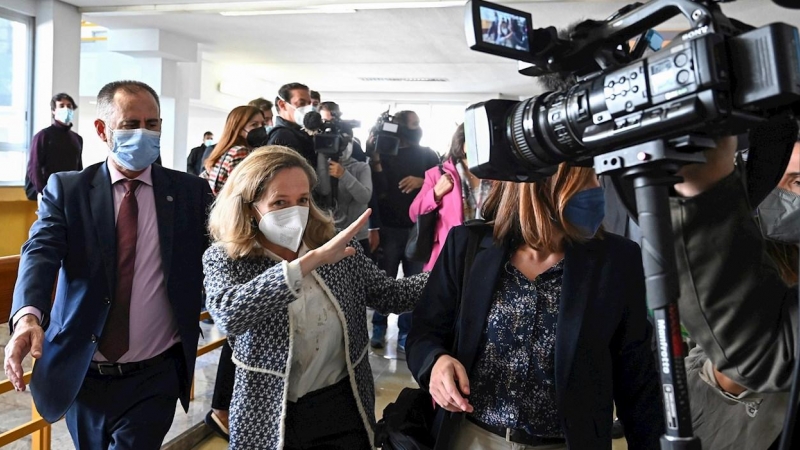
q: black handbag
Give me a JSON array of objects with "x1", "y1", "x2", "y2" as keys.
[
  {"x1": 376, "y1": 223, "x2": 485, "y2": 450},
  {"x1": 405, "y1": 165, "x2": 446, "y2": 263}
]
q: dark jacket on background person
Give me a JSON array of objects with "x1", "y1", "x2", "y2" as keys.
[
  {"x1": 373, "y1": 144, "x2": 439, "y2": 229},
  {"x1": 187, "y1": 144, "x2": 207, "y2": 175},
  {"x1": 266, "y1": 116, "x2": 315, "y2": 164},
  {"x1": 26, "y1": 122, "x2": 83, "y2": 199},
  {"x1": 267, "y1": 116, "x2": 337, "y2": 209},
  {"x1": 407, "y1": 225, "x2": 664, "y2": 450}
]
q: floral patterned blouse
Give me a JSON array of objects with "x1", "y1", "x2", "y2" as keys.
[
  {"x1": 469, "y1": 258, "x2": 565, "y2": 438},
  {"x1": 200, "y1": 145, "x2": 251, "y2": 196}
]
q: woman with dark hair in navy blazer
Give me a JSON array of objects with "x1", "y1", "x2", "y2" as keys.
[{"x1": 406, "y1": 163, "x2": 663, "y2": 450}]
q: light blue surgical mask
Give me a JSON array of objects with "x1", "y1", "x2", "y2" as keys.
[
  {"x1": 564, "y1": 187, "x2": 606, "y2": 238},
  {"x1": 109, "y1": 128, "x2": 161, "y2": 171},
  {"x1": 204, "y1": 139, "x2": 214, "y2": 147},
  {"x1": 54, "y1": 108, "x2": 74, "y2": 125}
]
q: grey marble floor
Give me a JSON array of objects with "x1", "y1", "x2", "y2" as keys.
[{"x1": 0, "y1": 321, "x2": 223, "y2": 450}]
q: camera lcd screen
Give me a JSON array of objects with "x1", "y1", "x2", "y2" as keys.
[
  {"x1": 466, "y1": 0, "x2": 534, "y2": 63},
  {"x1": 479, "y1": 5, "x2": 530, "y2": 52}
]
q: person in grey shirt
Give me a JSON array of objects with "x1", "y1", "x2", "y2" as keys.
[{"x1": 329, "y1": 141, "x2": 373, "y2": 256}]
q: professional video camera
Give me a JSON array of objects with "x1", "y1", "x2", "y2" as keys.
[
  {"x1": 369, "y1": 111, "x2": 403, "y2": 156},
  {"x1": 464, "y1": 2, "x2": 800, "y2": 449},
  {"x1": 463, "y1": 0, "x2": 800, "y2": 182},
  {"x1": 303, "y1": 111, "x2": 361, "y2": 159}
]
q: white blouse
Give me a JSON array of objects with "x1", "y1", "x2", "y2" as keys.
[{"x1": 268, "y1": 245, "x2": 348, "y2": 402}]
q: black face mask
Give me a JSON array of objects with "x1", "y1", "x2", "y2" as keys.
[
  {"x1": 246, "y1": 126, "x2": 269, "y2": 148},
  {"x1": 399, "y1": 126, "x2": 423, "y2": 146}
]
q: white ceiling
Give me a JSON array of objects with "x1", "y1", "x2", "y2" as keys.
[{"x1": 66, "y1": 0, "x2": 800, "y2": 97}]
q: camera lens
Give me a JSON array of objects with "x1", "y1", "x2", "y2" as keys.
[{"x1": 507, "y1": 92, "x2": 584, "y2": 170}]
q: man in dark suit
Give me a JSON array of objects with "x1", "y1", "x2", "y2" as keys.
[{"x1": 3, "y1": 80, "x2": 213, "y2": 449}]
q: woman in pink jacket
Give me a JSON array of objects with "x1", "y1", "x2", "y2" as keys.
[{"x1": 409, "y1": 124, "x2": 493, "y2": 271}]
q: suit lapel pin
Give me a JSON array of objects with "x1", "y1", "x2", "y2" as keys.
[{"x1": 166, "y1": 195, "x2": 173, "y2": 202}]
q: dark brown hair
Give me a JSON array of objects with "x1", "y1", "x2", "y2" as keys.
[{"x1": 445, "y1": 123, "x2": 466, "y2": 162}]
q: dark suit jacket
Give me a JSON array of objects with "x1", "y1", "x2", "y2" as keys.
[
  {"x1": 10, "y1": 161, "x2": 213, "y2": 422},
  {"x1": 406, "y1": 225, "x2": 664, "y2": 450}
]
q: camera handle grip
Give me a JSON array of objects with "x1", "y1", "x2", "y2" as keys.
[{"x1": 595, "y1": 139, "x2": 704, "y2": 449}]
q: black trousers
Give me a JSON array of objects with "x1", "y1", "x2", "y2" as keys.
[
  {"x1": 284, "y1": 377, "x2": 372, "y2": 450},
  {"x1": 65, "y1": 352, "x2": 181, "y2": 449},
  {"x1": 212, "y1": 341, "x2": 235, "y2": 410},
  {"x1": 372, "y1": 226, "x2": 423, "y2": 333}
]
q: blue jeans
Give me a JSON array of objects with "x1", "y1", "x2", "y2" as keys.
[{"x1": 371, "y1": 226, "x2": 423, "y2": 337}]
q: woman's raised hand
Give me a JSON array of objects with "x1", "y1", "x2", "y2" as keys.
[{"x1": 299, "y1": 209, "x2": 371, "y2": 276}]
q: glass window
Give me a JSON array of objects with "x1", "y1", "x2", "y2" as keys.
[
  {"x1": 0, "y1": 8, "x2": 32, "y2": 184},
  {"x1": 339, "y1": 101, "x2": 468, "y2": 157}
]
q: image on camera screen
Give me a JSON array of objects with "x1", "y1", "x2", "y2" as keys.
[{"x1": 479, "y1": 6, "x2": 529, "y2": 52}]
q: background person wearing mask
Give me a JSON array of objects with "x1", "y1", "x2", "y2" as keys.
[
  {"x1": 201, "y1": 105, "x2": 266, "y2": 196},
  {"x1": 321, "y1": 102, "x2": 373, "y2": 257},
  {"x1": 187, "y1": 131, "x2": 214, "y2": 176},
  {"x1": 3, "y1": 80, "x2": 212, "y2": 449},
  {"x1": 406, "y1": 163, "x2": 663, "y2": 450},
  {"x1": 409, "y1": 124, "x2": 492, "y2": 272},
  {"x1": 267, "y1": 82, "x2": 316, "y2": 164},
  {"x1": 25, "y1": 93, "x2": 83, "y2": 201},
  {"x1": 668, "y1": 119, "x2": 799, "y2": 393},
  {"x1": 369, "y1": 110, "x2": 439, "y2": 351},
  {"x1": 268, "y1": 83, "x2": 336, "y2": 210},
  {"x1": 248, "y1": 97, "x2": 274, "y2": 127}
]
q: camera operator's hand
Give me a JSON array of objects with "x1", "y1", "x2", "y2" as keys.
[
  {"x1": 399, "y1": 176, "x2": 424, "y2": 194},
  {"x1": 433, "y1": 174, "x2": 454, "y2": 202},
  {"x1": 429, "y1": 354, "x2": 473, "y2": 413},
  {"x1": 674, "y1": 136, "x2": 737, "y2": 198},
  {"x1": 328, "y1": 161, "x2": 345, "y2": 179}
]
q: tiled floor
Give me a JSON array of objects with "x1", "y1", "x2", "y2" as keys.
[{"x1": 0, "y1": 321, "x2": 223, "y2": 450}]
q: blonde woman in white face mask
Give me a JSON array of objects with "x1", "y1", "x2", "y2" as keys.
[{"x1": 203, "y1": 145, "x2": 428, "y2": 450}]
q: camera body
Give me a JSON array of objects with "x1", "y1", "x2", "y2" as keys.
[
  {"x1": 370, "y1": 111, "x2": 403, "y2": 156},
  {"x1": 464, "y1": 0, "x2": 800, "y2": 181},
  {"x1": 304, "y1": 112, "x2": 361, "y2": 159}
]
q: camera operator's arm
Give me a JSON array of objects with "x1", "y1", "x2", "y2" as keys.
[
  {"x1": 330, "y1": 160, "x2": 372, "y2": 204},
  {"x1": 671, "y1": 131, "x2": 799, "y2": 392}
]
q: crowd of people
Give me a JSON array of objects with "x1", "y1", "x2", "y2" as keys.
[{"x1": 2, "y1": 56, "x2": 799, "y2": 450}]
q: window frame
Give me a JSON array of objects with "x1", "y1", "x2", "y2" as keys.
[{"x1": 0, "y1": 6, "x2": 35, "y2": 185}]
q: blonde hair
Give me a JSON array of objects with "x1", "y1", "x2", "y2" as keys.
[
  {"x1": 208, "y1": 145, "x2": 335, "y2": 259},
  {"x1": 482, "y1": 163, "x2": 601, "y2": 252}
]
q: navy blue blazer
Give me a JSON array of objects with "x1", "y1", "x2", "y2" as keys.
[
  {"x1": 10, "y1": 161, "x2": 213, "y2": 422},
  {"x1": 406, "y1": 225, "x2": 664, "y2": 450}
]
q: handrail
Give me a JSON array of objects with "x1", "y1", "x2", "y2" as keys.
[{"x1": 1, "y1": 253, "x2": 227, "y2": 450}]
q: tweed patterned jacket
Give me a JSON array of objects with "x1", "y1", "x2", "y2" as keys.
[{"x1": 203, "y1": 240, "x2": 429, "y2": 449}]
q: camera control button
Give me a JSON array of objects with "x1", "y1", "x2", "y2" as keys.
[
  {"x1": 675, "y1": 53, "x2": 689, "y2": 67},
  {"x1": 677, "y1": 70, "x2": 691, "y2": 84}
]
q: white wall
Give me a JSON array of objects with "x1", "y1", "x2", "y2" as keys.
[
  {"x1": 33, "y1": 0, "x2": 81, "y2": 133},
  {"x1": 187, "y1": 103, "x2": 228, "y2": 150},
  {"x1": 1, "y1": 0, "x2": 36, "y2": 16}
]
